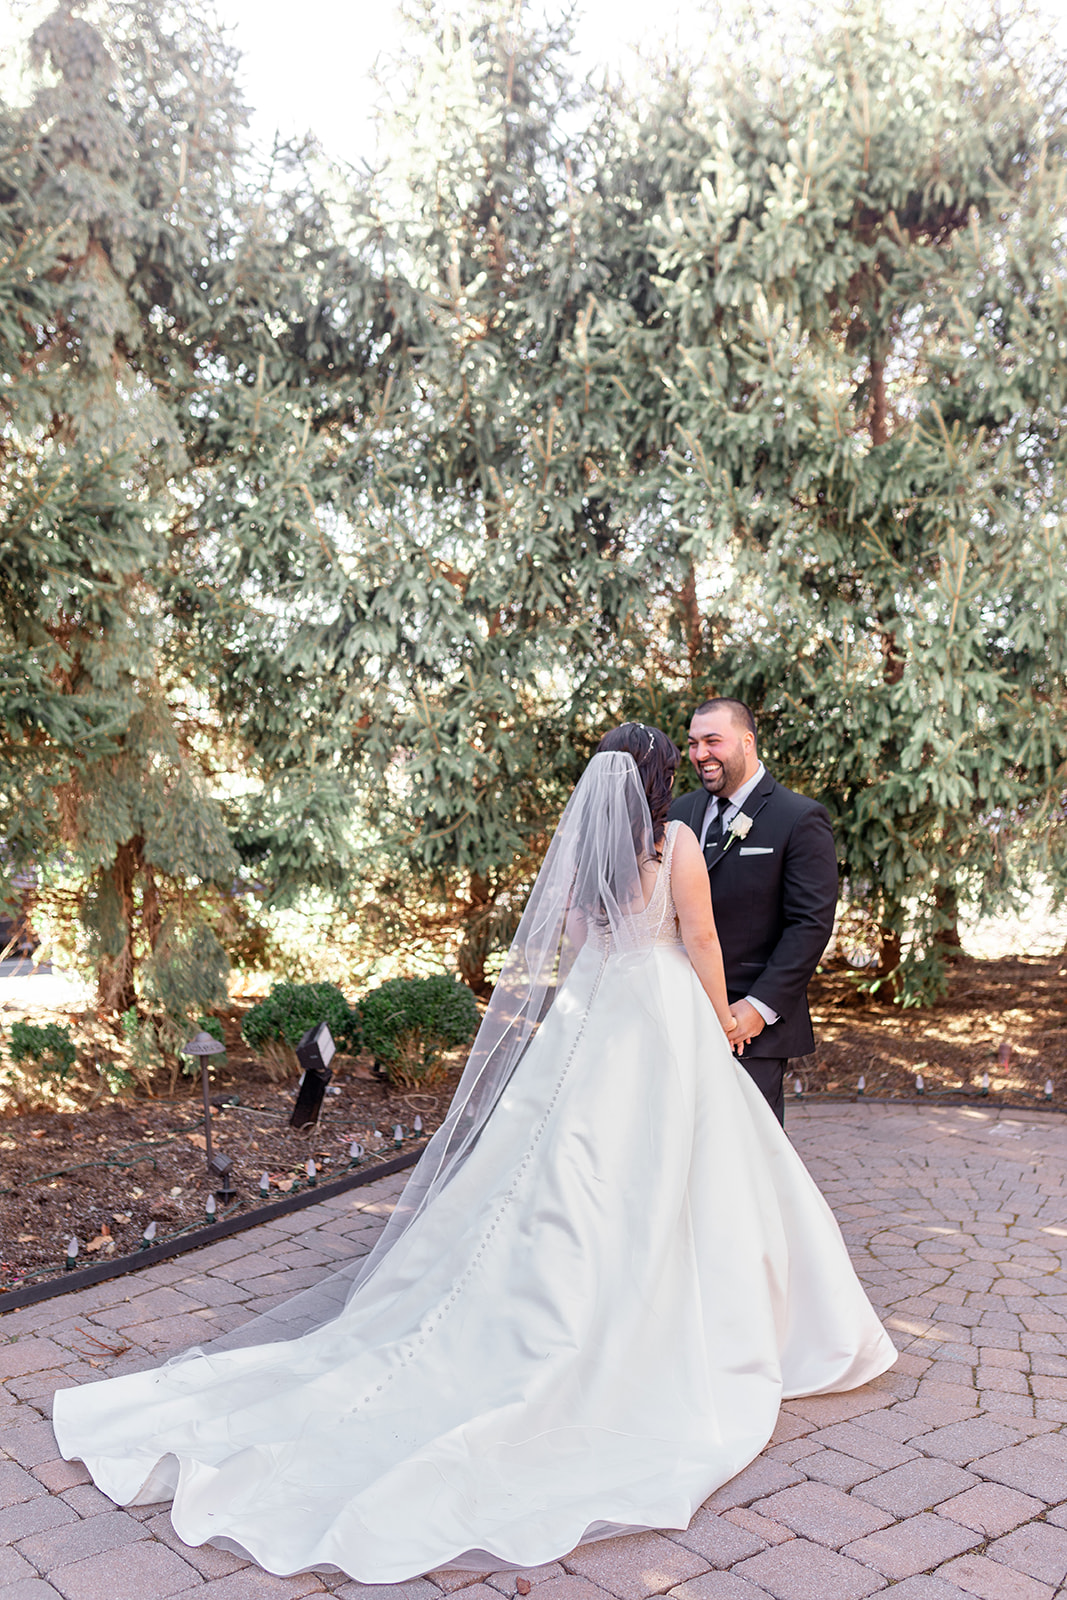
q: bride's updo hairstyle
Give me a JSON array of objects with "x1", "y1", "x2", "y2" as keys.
[{"x1": 596, "y1": 722, "x2": 680, "y2": 842}]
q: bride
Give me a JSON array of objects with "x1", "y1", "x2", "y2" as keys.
[{"x1": 52, "y1": 723, "x2": 895, "y2": 1581}]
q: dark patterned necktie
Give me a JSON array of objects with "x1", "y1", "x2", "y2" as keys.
[{"x1": 704, "y1": 799, "x2": 723, "y2": 858}]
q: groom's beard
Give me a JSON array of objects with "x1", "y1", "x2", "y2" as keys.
[{"x1": 697, "y1": 752, "x2": 746, "y2": 795}]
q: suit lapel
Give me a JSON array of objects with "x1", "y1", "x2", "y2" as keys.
[{"x1": 706, "y1": 770, "x2": 776, "y2": 874}]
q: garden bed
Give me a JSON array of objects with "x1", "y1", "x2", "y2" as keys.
[
  {"x1": 803, "y1": 948, "x2": 1066, "y2": 1099},
  {"x1": 0, "y1": 1006, "x2": 458, "y2": 1294},
  {"x1": 1, "y1": 949, "x2": 1064, "y2": 1293}
]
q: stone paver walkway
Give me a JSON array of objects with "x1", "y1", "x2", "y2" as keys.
[{"x1": 5, "y1": 1103, "x2": 1067, "y2": 1599}]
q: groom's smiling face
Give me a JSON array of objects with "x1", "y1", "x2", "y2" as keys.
[{"x1": 688, "y1": 709, "x2": 757, "y2": 797}]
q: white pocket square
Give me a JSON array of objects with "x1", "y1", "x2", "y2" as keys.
[{"x1": 739, "y1": 847, "x2": 773, "y2": 855}]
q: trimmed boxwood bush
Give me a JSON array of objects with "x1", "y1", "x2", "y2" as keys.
[
  {"x1": 241, "y1": 981, "x2": 361, "y2": 1080},
  {"x1": 360, "y1": 974, "x2": 479, "y2": 1087},
  {"x1": 9, "y1": 1020, "x2": 77, "y2": 1081}
]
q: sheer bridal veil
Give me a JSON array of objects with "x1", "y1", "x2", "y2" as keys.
[{"x1": 195, "y1": 749, "x2": 660, "y2": 1355}]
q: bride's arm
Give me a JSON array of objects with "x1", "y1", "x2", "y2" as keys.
[
  {"x1": 670, "y1": 826, "x2": 736, "y2": 1036},
  {"x1": 565, "y1": 904, "x2": 588, "y2": 951}
]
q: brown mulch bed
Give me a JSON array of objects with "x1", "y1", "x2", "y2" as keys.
[
  {"x1": 0, "y1": 1009, "x2": 459, "y2": 1295},
  {"x1": 1, "y1": 950, "x2": 1064, "y2": 1294},
  {"x1": 803, "y1": 949, "x2": 1066, "y2": 1100}
]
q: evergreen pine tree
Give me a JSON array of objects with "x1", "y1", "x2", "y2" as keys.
[
  {"x1": 610, "y1": 2, "x2": 1067, "y2": 996},
  {"x1": 5, "y1": 0, "x2": 1065, "y2": 1014},
  {"x1": 310, "y1": 0, "x2": 667, "y2": 990},
  {"x1": 0, "y1": 1, "x2": 381, "y2": 1025}
]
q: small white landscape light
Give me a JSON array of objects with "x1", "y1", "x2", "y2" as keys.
[
  {"x1": 140, "y1": 1221, "x2": 157, "y2": 1250},
  {"x1": 1046, "y1": 1079, "x2": 1054, "y2": 1101},
  {"x1": 857, "y1": 1074, "x2": 866, "y2": 1096},
  {"x1": 915, "y1": 1073, "x2": 925, "y2": 1095},
  {"x1": 205, "y1": 1194, "x2": 216, "y2": 1222},
  {"x1": 414, "y1": 1114, "x2": 424, "y2": 1136},
  {"x1": 181, "y1": 1030, "x2": 234, "y2": 1202},
  {"x1": 981, "y1": 1072, "x2": 990, "y2": 1096},
  {"x1": 393, "y1": 1123, "x2": 404, "y2": 1147},
  {"x1": 793, "y1": 1077, "x2": 803, "y2": 1098},
  {"x1": 65, "y1": 1237, "x2": 79, "y2": 1270},
  {"x1": 306, "y1": 1158, "x2": 317, "y2": 1187},
  {"x1": 349, "y1": 1142, "x2": 364, "y2": 1167},
  {"x1": 259, "y1": 1172, "x2": 271, "y2": 1200}
]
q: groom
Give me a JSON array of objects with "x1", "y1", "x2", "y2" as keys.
[{"x1": 668, "y1": 698, "x2": 838, "y2": 1124}]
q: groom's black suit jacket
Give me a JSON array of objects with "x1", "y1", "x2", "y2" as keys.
[{"x1": 668, "y1": 771, "x2": 838, "y2": 1060}]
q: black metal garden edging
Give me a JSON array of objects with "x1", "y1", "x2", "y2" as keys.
[
  {"x1": 0, "y1": 1148, "x2": 421, "y2": 1316},
  {"x1": 3, "y1": 1092, "x2": 1063, "y2": 1317},
  {"x1": 791, "y1": 1091, "x2": 1067, "y2": 1111}
]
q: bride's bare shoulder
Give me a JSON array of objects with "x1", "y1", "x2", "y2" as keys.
[
  {"x1": 667, "y1": 822, "x2": 709, "y2": 892},
  {"x1": 668, "y1": 820, "x2": 701, "y2": 862}
]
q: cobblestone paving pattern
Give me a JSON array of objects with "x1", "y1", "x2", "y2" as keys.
[{"x1": 4, "y1": 1103, "x2": 1067, "y2": 1598}]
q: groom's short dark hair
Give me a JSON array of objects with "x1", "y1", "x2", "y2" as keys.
[{"x1": 693, "y1": 697, "x2": 757, "y2": 740}]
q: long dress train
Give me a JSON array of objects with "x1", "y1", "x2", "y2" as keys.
[{"x1": 52, "y1": 822, "x2": 895, "y2": 1580}]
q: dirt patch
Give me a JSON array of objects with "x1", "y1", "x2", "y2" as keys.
[
  {"x1": 2, "y1": 951, "x2": 1065, "y2": 1294},
  {"x1": 802, "y1": 950, "x2": 1067, "y2": 1099},
  {"x1": 0, "y1": 1007, "x2": 458, "y2": 1295}
]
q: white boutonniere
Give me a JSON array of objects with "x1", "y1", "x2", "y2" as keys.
[{"x1": 722, "y1": 813, "x2": 753, "y2": 854}]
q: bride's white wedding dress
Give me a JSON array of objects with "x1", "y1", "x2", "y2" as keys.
[{"x1": 52, "y1": 820, "x2": 895, "y2": 1581}]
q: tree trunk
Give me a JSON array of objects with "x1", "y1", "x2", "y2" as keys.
[
  {"x1": 457, "y1": 871, "x2": 493, "y2": 998},
  {"x1": 880, "y1": 627, "x2": 906, "y2": 684},
  {"x1": 142, "y1": 867, "x2": 162, "y2": 953},
  {"x1": 935, "y1": 884, "x2": 964, "y2": 961},
  {"x1": 872, "y1": 344, "x2": 906, "y2": 998},
  {"x1": 878, "y1": 926, "x2": 901, "y2": 997},
  {"x1": 679, "y1": 557, "x2": 704, "y2": 684},
  {"x1": 869, "y1": 350, "x2": 890, "y2": 447},
  {"x1": 96, "y1": 838, "x2": 141, "y2": 1015}
]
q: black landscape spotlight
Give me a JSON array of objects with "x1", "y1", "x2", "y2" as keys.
[
  {"x1": 289, "y1": 1022, "x2": 336, "y2": 1130},
  {"x1": 181, "y1": 1030, "x2": 234, "y2": 1201}
]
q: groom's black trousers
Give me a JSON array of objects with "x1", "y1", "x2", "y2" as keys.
[{"x1": 739, "y1": 1058, "x2": 787, "y2": 1126}]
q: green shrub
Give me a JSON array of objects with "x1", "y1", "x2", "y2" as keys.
[
  {"x1": 118, "y1": 1005, "x2": 162, "y2": 1090},
  {"x1": 360, "y1": 974, "x2": 478, "y2": 1087},
  {"x1": 126, "y1": 1014, "x2": 164, "y2": 1086},
  {"x1": 241, "y1": 981, "x2": 361, "y2": 1080},
  {"x1": 9, "y1": 1021, "x2": 77, "y2": 1081},
  {"x1": 140, "y1": 918, "x2": 231, "y2": 1082},
  {"x1": 96, "y1": 1058, "x2": 135, "y2": 1094},
  {"x1": 195, "y1": 1015, "x2": 227, "y2": 1058}
]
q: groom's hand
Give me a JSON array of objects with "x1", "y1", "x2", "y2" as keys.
[{"x1": 729, "y1": 999, "x2": 766, "y2": 1056}]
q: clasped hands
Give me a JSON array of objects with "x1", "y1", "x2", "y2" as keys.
[{"x1": 725, "y1": 999, "x2": 766, "y2": 1057}]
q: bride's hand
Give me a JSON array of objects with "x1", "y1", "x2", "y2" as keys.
[{"x1": 721, "y1": 1011, "x2": 738, "y2": 1034}]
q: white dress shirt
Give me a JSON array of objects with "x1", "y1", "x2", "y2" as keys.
[
  {"x1": 698, "y1": 762, "x2": 766, "y2": 850},
  {"x1": 697, "y1": 762, "x2": 779, "y2": 1029}
]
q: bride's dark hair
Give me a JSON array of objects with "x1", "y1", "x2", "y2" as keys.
[{"x1": 596, "y1": 722, "x2": 681, "y2": 842}]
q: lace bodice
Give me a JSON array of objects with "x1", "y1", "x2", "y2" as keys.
[{"x1": 646, "y1": 820, "x2": 686, "y2": 948}]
